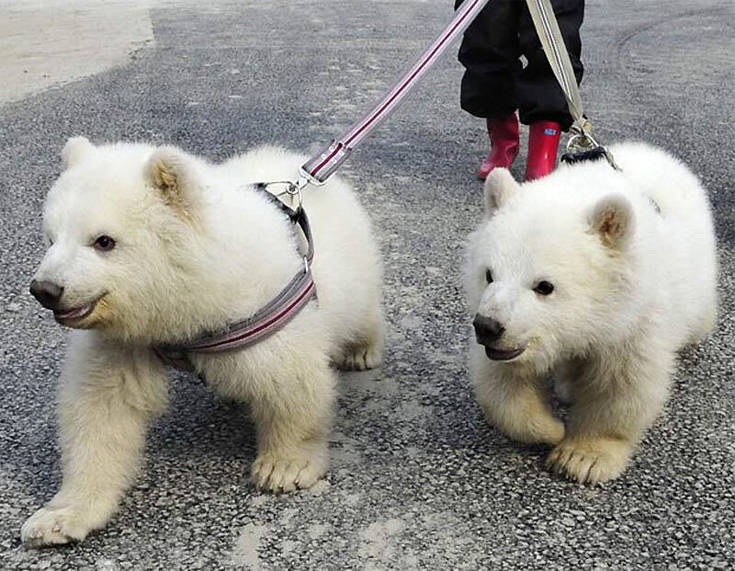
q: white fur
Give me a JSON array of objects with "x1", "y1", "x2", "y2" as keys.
[
  {"x1": 22, "y1": 138, "x2": 384, "y2": 546},
  {"x1": 464, "y1": 142, "x2": 718, "y2": 484}
]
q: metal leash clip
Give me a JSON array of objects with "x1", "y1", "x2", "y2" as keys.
[
  {"x1": 284, "y1": 179, "x2": 305, "y2": 210},
  {"x1": 267, "y1": 178, "x2": 308, "y2": 210},
  {"x1": 255, "y1": 180, "x2": 312, "y2": 273},
  {"x1": 562, "y1": 119, "x2": 620, "y2": 171}
]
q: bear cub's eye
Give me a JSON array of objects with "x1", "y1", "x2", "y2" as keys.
[
  {"x1": 534, "y1": 280, "x2": 554, "y2": 295},
  {"x1": 93, "y1": 235, "x2": 116, "y2": 252},
  {"x1": 485, "y1": 269, "x2": 493, "y2": 284}
]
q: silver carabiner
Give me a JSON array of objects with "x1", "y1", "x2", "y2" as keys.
[
  {"x1": 567, "y1": 126, "x2": 598, "y2": 153},
  {"x1": 566, "y1": 125, "x2": 620, "y2": 171},
  {"x1": 267, "y1": 176, "x2": 310, "y2": 209}
]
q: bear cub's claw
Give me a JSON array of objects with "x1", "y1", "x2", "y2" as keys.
[
  {"x1": 546, "y1": 437, "x2": 632, "y2": 484},
  {"x1": 21, "y1": 505, "x2": 91, "y2": 547},
  {"x1": 336, "y1": 342, "x2": 383, "y2": 372},
  {"x1": 251, "y1": 451, "x2": 328, "y2": 493}
]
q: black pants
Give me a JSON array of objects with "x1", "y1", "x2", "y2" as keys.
[{"x1": 456, "y1": 0, "x2": 584, "y2": 129}]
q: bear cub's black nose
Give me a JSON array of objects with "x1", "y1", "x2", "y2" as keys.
[
  {"x1": 473, "y1": 314, "x2": 505, "y2": 344},
  {"x1": 30, "y1": 280, "x2": 64, "y2": 309}
]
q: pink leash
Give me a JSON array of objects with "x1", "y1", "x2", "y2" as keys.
[{"x1": 299, "y1": 0, "x2": 492, "y2": 186}]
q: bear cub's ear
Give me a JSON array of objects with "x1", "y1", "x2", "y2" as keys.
[
  {"x1": 588, "y1": 193, "x2": 634, "y2": 249},
  {"x1": 61, "y1": 136, "x2": 95, "y2": 169},
  {"x1": 146, "y1": 147, "x2": 201, "y2": 218},
  {"x1": 483, "y1": 168, "x2": 521, "y2": 214}
]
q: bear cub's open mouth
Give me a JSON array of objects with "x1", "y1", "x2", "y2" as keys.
[
  {"x1": 483, "y1": 345, "x2": 526, "y2": 361},
  {"x1": 54, "y1": 296, "x2": 103, "y2": 325}
]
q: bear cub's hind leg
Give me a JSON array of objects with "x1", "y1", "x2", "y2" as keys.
[{"x1": 250, "y1": 360, "x2": 336, "y2": 492}]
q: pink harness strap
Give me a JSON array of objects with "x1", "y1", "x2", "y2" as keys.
[{"x1": 155, "y1": 184, "x2": 316, "y2": 370}]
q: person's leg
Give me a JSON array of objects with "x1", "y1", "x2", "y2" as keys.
[
  {"x1": 456, "y1": 0, "x2": 523, "y2": 178},
  {"x1": 478, "y1": 112, "x2": 520, "y2": 180},
  {"x1": 524, "y1": 120, "x2": 562, "y2": 181},
  {"x1": 518, "y1": 0, "x2": 585, "y2": 180}
]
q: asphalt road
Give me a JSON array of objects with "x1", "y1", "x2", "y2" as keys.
[{"x1": 1, "y1": 0, "x2": 734, "y2": 569}]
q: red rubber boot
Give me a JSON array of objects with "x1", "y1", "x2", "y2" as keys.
[
  {"x1": 477, "y1": 113, "x2": 520, "y2": 180},
  {"x1": 524, "y1": 121, "x2": 561, "y2": 181}
]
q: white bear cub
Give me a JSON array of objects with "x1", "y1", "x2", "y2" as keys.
[
  {"x1": 23, "y1": 137, "x2": 384, "y2": 546},
  {"x1": 464, "y1": 142, "x2": 717, "y2": 484}
]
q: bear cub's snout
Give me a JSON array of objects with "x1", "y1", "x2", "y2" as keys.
[{"x1": 473, "y1": 314, "x2": 505, "y2": 345}]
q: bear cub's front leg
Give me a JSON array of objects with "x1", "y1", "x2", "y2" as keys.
[
  {"x1": 471, "y1": 350, "x2": 565, "y2": 446},
  {"x1": 546, "y1": 355, "x2": 670, "y2": 484},
  {"x1": 22, "y1": 334, "x2": 168, "y2": 546}
]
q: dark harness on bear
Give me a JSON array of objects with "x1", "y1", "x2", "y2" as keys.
[
  {"x1": 154, "y1": 183, "x2": 316, "y2": 371},
  {"x1": 561, "y1": 145, "x2": 611, "y2": 167}
]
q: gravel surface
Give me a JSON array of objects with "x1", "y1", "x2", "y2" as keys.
[{"x1": 0, "y1": 0, "x2": 733, "y2": 568}]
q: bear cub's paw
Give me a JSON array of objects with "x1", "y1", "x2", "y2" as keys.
[
  {"x1": 21, "y1": 504, "x2": 93, "y2": 547},
  {"x1": 546, "y1": 437, "x2": 632, "y2": 484},
  {"x1": 335, "y1": 340, "x2": 383, "y2": 372},
  {"x1": 251, "y1": 446, "x2": 328, "y2": 493}
]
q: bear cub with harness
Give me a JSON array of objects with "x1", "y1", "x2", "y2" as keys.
[
  {"x1": 464, "y1": 142, "x2": 717, "y2": 484},
  {"x1": 23, "y1": 137, "x2": 384, "y2": 546}
]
